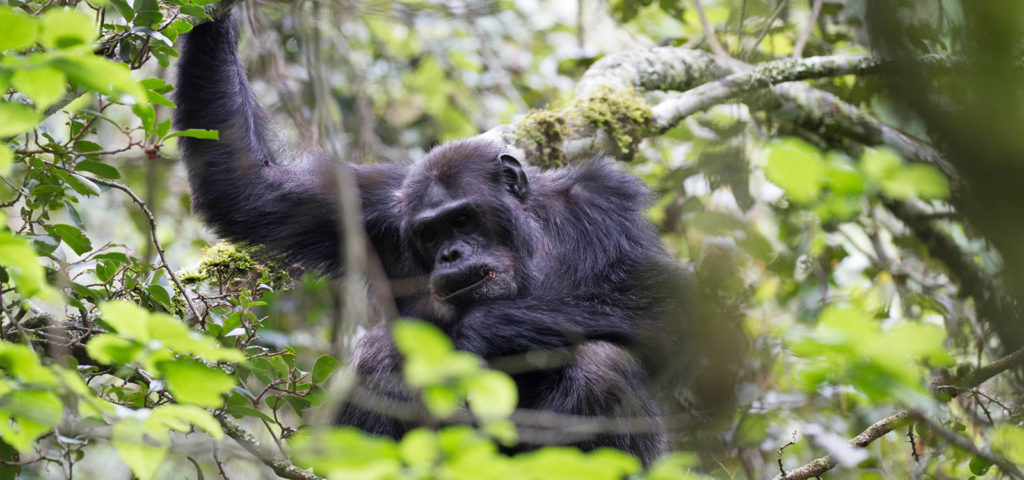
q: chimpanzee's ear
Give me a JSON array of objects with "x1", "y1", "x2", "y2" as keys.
[{"x1": 499, "y1": 153, "x2": 529, "y2": 199}]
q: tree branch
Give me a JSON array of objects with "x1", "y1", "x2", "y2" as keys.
[
  {"x1": 218, "y1": 415, "x2": 323, "y2": 480},
  {"x1": 651, "y1": 55, "x2": 885, "y2": 131},
  {"x1": 773, "y1": 411, "x2": 912, "y2": 480},
  {"x1": 774, "y1": 342, "x2": 1024, "y2": 479}
]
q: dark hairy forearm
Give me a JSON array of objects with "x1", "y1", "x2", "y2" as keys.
[{"x1": 174, "y1": 16, "x2": 343, "y2": 269}]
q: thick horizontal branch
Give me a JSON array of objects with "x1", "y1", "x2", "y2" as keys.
[
  {"x1": 652, "y1": 55, "x2": 885, "y2": 131},
  {"x1": 218, "y1": 415, "x2": 323, "y2": 480}
]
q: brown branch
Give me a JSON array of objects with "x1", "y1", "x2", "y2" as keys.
[
  {"x1": 773, "y1": 411, "x2": 912, "y2": 480},
  {"x1": 218, "y1": 415, "x2": 323, "y2": 480}
]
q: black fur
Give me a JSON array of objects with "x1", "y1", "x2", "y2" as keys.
[{"x1": 174, "y1": 17, "x2": 692, "y2": 465}]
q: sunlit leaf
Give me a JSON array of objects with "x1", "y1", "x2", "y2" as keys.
[
  {"x1": 158, "y1": 358, "x2": 235, "y2": 408},
  {"x1": 0, "y1": 7, "x2": 38, "y2": 52},
  {"x1": 0, "y1": 102, "x2": 41, "y2": 137},
  {"x1": 11, "y1": 66, "x2": 66, "y2": 112},
  {"x1": 38, "y1": 8, "x2": 96, "y2": 50},
  {"x1": 465, "y1": 370, "x2": 518, "y2": 421},
  {"x1": 113, "y1": 417, "x2": 169, "y2": 480},
  {"x1": 764, "y1": 138, "x2": 826, "y2": 203}
]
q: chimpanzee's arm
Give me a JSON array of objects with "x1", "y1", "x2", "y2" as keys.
[{"x1": 174, "y1": 17, "x2": 406, "y2": 271}]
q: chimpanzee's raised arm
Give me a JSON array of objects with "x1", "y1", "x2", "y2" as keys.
[{"x1": 174, "y1": 16, "x2": 406, "y2": 272}]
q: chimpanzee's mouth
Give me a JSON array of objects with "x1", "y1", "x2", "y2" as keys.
[{"x1": 434, "y1": 266, "x2": 495, "y2": 301}]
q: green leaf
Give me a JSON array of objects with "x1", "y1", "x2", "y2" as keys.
[
  {"x1": 991, "y1": 424, "x2": 1024, "y2": 465},
  {"x1": 85, "y1": 334, "x2": 144, "y2": 365},
  {"x1": 108, "y1": 0, "x2": 134, "y2": 21},
  {"x1": 38, "y1": 8, "x2": 97, "y2": 50},
  {"x1": 43, "y1": 224, "x2": 92, "y2": 255},
  {"x1": 0, "y1": 232, "x2": 57, "y2": 301},
  {"x1": 145, "y1": 313, "x2": 244, "y2": 362},
  {"x1": 0, "y1": 342, "x2": 57, "y2": 385},
  {"x1": 0, "y1": 7, "x2": 38, "y2": 52},
  {"x1": 399, "y1": 429, "x2": 440, "y2": 470},
  {"x1": 764, "y1": 138, "x2": 826, "y2": 203},
  {"x1": 150, "y1": 404, "x2": 223, "y2": 440},
  {"x1": 75, "y1": 160, "x2": 121, "y2": 179},
  {"x1": 12, "y1": 66, "x2": 66, "y2": 112},
  {"x1": 146, "y1": 284, "x2": 172, "y2": 310},
  {"x1": 0, "y1": 102, "x2": 42, "y2": 137},
  {"x1": 0, "y1": 390, "x2": 63, "y2": 452},
  {"x1": 824, "y1": 152, "x2": 864, "y2": 195},
  {"x1": 312, "y1": 354, "x2": 339, "y2": 383},
  {"x1": 0, "y1": 439, "x2": 19, "y2": 479},
  {"x1": 113, "y1": 417, "x2": 169, "y2": 480},
  {"x1": 860, "y1": 147, "x2": 903, "y2": 181},
  {"x1": 969, "y1": 455, "x2": 993, "y2": 476},
  {"x1": 465, "y1": 370, "x2": 518, "y2": 421},
  {"x1": 98, "y1": 300, "x2": 150, "y2": 342},
  {"x1": 133, "y1": 102, "x2": 155, "y2": 134},
  {"x1": 158, "y1": 358, "x2": 235, "y2": 408},
  {"x1": 288, "y1": 427, "x2": 401, "y2": 478},
  {"x1": 133, "y1": 0, "x2": 162, "y2": 27},
  {"x1": 897, "y1": 164, "x2": 950, "y2": 200},
  {"x1": 422, "y1": 385, "x2": 460, "y2": 418},
  {"x1": 53, "y1": 55, "x2": 146, "y2": 102},
  {"x1": 165, "y1": 129, "x2": 219, "y2": 140},
  {"x1": 392, "y1": 320, "x2": 453, "y2": 360},
  {"x1": 0, "y1": 144, "x2": 11, "y2": 177}
]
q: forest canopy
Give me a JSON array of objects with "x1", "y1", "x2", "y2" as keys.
[{"x1": 0, "y1": 0, "x2": 1022, "y2": 479}]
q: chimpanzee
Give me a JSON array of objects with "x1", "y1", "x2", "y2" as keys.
[{"x1": 174, "y1": 14, "x2": 698, "y2": 464}]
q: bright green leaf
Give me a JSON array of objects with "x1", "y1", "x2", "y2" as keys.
[
  {"x1": 85, "y1": 334, "x2": 144, "y2": 365},
  {"x1": 98, "y1": 300, "x2": 150, "y2": 342},
  {"x1": 0, "y1": 390, "x2": 63, "y2": 452},
  {"x1": 0, "y1": 342, "x2": 56, "y2": 385},
  {"x1": 0, "y1": 232, "x2": 57, "y2": 301},
  {"x1": 150, "y1": 404, "x2": 223, "y2": 440},
  {"x1": 158, "y1": 358, "x2": 235, "y2": 408},
  {"x1": 0, "y1": 102, "x2": 42, "y2": 137},
  {"x1": 898, "y1": 164, "x2": 950, "y2": 199},
  {"x1": 53, "y1": 55, "x2": 146, "y2": 102},
  {"x1": 465, "y1": 370, "x2": 518, "y2": 421},
  {"x1": 38, "y1": 8, "x2": 96, "y2": 50},
  {"x1": 0, "y1": 144, "x2": 11, "y2": 177},
  {"x1": 113, "y1": 417, "x2": 168, "y2": 480},
  {"x1": 165, "y1": 129, "x2": 219, "y2": 140},
  {"x1": 0, "y1": 8, "x2": 38, "y2": 52},
  {"x1": 11, "y1": 67, "x2": 66, "y2": 112},
  {"x1": 860, "y1": 147, "x2": 903, "y2": 181},
  {"x1": 991, "y1": 424, "x2": 1024, "y2": 465},
  {"x1": 764, "y1": 138, "x2": 826, "y2": 203},
  {"x1": 422, "y1": 385, "x2": 460, "y2": 418},
  {"x1": 399, "y1": 428, "x2": 440, "y2": 470}
]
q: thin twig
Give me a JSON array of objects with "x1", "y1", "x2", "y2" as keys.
[
  {"x1": 792, "y1": 0, "x2": 823, "y2": 59},
  {"x1": 692, "y1": 0, "x2": 730, "y2": 58}
]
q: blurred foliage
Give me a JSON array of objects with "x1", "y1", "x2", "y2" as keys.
[{"x1": 0, "y1": 0, "x2": 1021, "y2": 479}]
